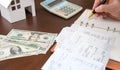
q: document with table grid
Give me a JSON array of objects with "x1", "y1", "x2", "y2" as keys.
[{"x1": 42, "y1": 26, "x2": 115, "y2": 70}]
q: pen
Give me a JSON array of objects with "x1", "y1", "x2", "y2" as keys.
[{"x1": 88, "y1": 0, "x2": 108, "y2": 18}]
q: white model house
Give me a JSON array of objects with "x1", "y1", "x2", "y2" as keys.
[{"x1": 0, "y1": 0, "x2": 36, "y2": 23}]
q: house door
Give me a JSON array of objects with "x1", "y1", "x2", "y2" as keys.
[{"x1": 25, "y1": 6, "x2": 32, "y2": 18}]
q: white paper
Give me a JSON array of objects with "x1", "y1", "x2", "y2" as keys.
[
  {"x1": 42, "y1": 49, "x2": 104, "y2": 70},
  {"x1": 72, "y1": 9, "x2": 120, "y2": 62},
  {"x1": 42, "y1": 27, "x2": 114, "y2": 70}
]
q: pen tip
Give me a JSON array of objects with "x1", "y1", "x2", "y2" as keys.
[{"x1": 88, "y1": 13, "x2": 94, "y2": 18}]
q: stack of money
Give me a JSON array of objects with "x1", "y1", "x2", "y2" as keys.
[{"x1": 0, "y1": 29, "x2": 57, "y2": 61}]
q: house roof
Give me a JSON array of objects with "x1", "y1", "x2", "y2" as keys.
[{"x1": 0, "y1": 0, "x2": 12, "y2": 8}]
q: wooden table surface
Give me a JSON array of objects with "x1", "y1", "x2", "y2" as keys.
[{"x1": 0, "y1": 0, "x2": 120, "y2": 70}]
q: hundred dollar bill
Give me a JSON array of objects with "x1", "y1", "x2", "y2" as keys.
[
  {"x1": 6, "y1": 39, "x2": 50, "y2": 54},
  {"x1": 6, "y1": 29, "x2": 57, "y2": 54},
  {"x1": 0, "y1": 40, "x2": 38, "y2": 61},
  {"x1": 0, "y1": 35, "x2": 6, "y2": 40}
]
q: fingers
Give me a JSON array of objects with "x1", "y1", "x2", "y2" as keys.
[
  {"x1": 92, "y1": 0, "x2": 102, "y2": 9},
  {"x1": 95, "y1": 12, "x2": 107, "y2": 18},
  {"x1": 95, "y1": 5, "x2": 110, "y2": 13}
]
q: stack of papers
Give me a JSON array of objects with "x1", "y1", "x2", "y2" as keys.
[{"x1": 42, "y1": 26, "x2": 115, "y2": 70}]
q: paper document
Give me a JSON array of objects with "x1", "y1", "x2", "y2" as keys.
[
  {"x1": 71, "y1": 9, "x2": 120, "y2": 62},
  {"x1": 42, "y1": 26, "x2": 115, "y2": 70}
]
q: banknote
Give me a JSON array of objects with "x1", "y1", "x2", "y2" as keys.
[
  {"x1": 6, "y1": 29, "x2": 57, "y2": 54},
  {"x1": 0, "y1": 40, "x2": 38, "y2": 61},
  {"x1": 0, "y1": 35, "x2": 6, "y2": 40},
  {"x1": 0, "y1": 29, "x2": 57, "y2": 61},
  {"x1": 6, "y1": 39, "x2": 50, "y2": 54},
  {"x1": 7, "y1": 29, "x2": 57, "y2": 43}
]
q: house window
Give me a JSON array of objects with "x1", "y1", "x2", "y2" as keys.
[
  {"x1": 10, "y1": 0, "x2": 21, "y2": 11},
  {"x1": 16, "y1": 0, "x2": 20, "y2": 4},
  {"x1": 17, "y1": 5, "x2": 21, "y2": 9},
  {"x1": 11, "y1": 0, "x2": 15, "y2": 5},
  {"x1": 11, "y1": 6, "x2": 16, "y2": 11}
]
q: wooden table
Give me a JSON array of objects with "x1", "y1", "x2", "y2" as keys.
[{"x1": 0, "y1": 0, "x2": 120, "y2": 70}]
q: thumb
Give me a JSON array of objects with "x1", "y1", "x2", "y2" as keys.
[{"x1": 95, "y1": 5, "x2": 110, "y2": 13}]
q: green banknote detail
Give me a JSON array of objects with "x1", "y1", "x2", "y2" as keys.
[{"x1": 7, "y1": 39, "x2": 39, "y2": 49}]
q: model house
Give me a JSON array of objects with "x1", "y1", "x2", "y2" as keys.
[{"x1": 0, "y1": 0, "x2": 36, "y2": 23}]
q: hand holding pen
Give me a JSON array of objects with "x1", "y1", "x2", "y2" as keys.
[{"x1": 89, "y1": 0, "x2": 120, "y2": 20}]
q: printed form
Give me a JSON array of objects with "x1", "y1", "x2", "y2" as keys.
[{"x1": 42, "y1": 27, "x2": 115, "y2": 70}]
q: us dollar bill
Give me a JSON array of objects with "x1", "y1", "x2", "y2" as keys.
[
  {"x1": 0, "y1": 35, "x2": 6, "y2": 40},
  {"x1": 0, "y1": 40, "x2": 39, "y2": 61},
  {"x1": 6, "y1": 29, "x2": 57, "y2": 54},
  {"x1": 6, "y1": 39, "x2": 50, "y2": 54}
]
